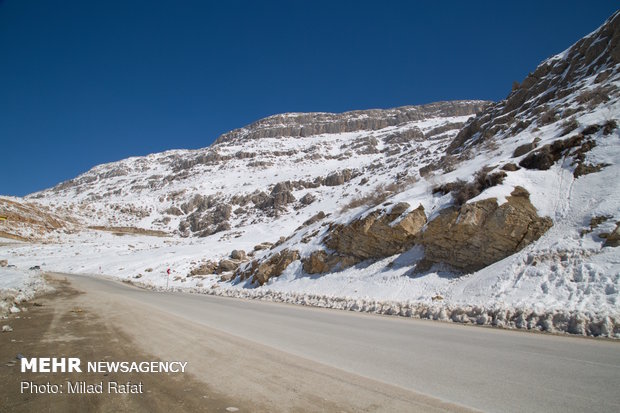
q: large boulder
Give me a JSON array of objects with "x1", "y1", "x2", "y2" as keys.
[
  {"x1": 419, "y1": 187, "x2": 552, "y2": 272},
  {"x1": 230, "y1": 249, "x2": 247, "y2": 260},
  {"x1": 325, "y1": 202, "x2": 427, "y2": 260}
]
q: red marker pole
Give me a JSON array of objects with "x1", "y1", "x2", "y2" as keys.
[{"x1": 166, "y1": 268, "x2": 171, "y2": 290}]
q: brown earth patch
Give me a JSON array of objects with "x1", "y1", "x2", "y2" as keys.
[{"x1": 0, "y1": 278, "x2": 238, "y2": 412}]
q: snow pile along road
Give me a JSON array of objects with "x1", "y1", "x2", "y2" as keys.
[{"x1": 0, "y1": 266, "x2": 51, "y2": 317}]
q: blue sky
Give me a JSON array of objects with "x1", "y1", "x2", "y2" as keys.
[{"x1": 0, "y1": 1, "x2": 617, "y2": 196}]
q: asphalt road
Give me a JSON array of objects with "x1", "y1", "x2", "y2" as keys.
[{"x1": 62, "y1": 273, "x2": 620, "y2": 413}]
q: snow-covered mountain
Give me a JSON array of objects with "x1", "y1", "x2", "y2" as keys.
[
  {"x1": 26, "y1": 100, "x2": 487, "y2": 239},
  {"x1": 2, "y1": 11, "x2": 619, "y2": 337}
]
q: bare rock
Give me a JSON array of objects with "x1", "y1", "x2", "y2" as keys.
[
  {"x1": 215, "y1": 101, "x2": 487, "y2": 145},
  {"x1": 217, "y1": 259, "x2": 239, "y2": 273},
  {"x1": 501, "y1": 163, "x2": 520, "y2": 171},
  {"x1": 230, "y1": 250, "x2": 247, "y2": 260},
  {"x1": 299, "y1": 193, "x2": 316, "y2": 205},
  {"x1": 325, "y1": 169, "x2": 354, "y2": 186},
  {"x1": 603, "y1": 222, "x2": 620, "y2": 247},
  {"x1": 189, "y1": 261, "x2": 217, "y2": 276},
  {"x1": 252, "y1": 249, "x2": 300, "y2": 285},
  {"x1": 302, "y1": 250, "x2": 359, "y2": 274},
  {"x1": 302, "y1": 211, "x2": 326, "y2": 227},
  {"x1": 325, "y1": 202, "x2": 427, "y2": 260},
  {"x1": 512, "y1": 139, "x2": 539, "y2": 157},
  {"x1": 419, "y1": 186, "x2": 553, "y2": 272},
  {"x1": 253, "y1": 242, "x2": 274, "y2": 251}
]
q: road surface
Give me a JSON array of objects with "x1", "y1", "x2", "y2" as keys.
[{"x1": 58, "y1": 273, "x2": 619, "y2": 412}]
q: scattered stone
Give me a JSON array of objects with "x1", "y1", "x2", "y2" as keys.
[
  {"x1": 512, "y1": 139, "x2": 539, "y2": 157},
  {"x1": 2, "y1": 325, "x2": 13, "y2": 332},
  {"x1": 253, "y1": 242, "x2": 274, "y2": 251},
  {"x1": 573, "y1": 162, "x2": 610, "y2": 178},
  {"x1": 189, "y1": 261, "x2": 217, "y2": 277},
  {"x1": 0, "y1": 259, "x2": 7, "y2": 267},
  {"x1": 299, "y1": 193, "x2": 316, "y2": 205},
  {"x1": 501, "y1": 163, "x2": 520, "y2": 171},
  {"x1": 9, "y1": 306, "x2": 20, "y2": 314},
  {"x1": 301, "y1": 211, "x2": 326, "y2": 227},
  {"x1": 217, "y1": 259, "x2": 239, "y2": 273},
  {"x1": 604, "y1": 222, "x2": 620, "y2": 247},
  {"x1": 230, "y1": 250, "x2": 247, "y2": 260}
]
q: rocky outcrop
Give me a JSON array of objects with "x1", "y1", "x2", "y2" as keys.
[
  {"x1": 302, "y1": 250, "x2": 359, "y2": 274},
  {"x1": 325, "y1": 202, "x2": 426, "y2": 260},
  {"x1": 447, "y1": 11, "x2": 620, "y2": 155},
  {"x1": 215, "y1": 101, "x2": 489, "y2": 145},
  {"x1": 242, "y1": 249, "x2": 301, "y2": 285},
  {"x1": 180, "y1": 203, "x2": 232, "y2": 237},
  {"x1": 302, "y1": 203, "x2": 425, "y2": 274},
  {"x1": 258, "y1": 182, "x2": 296, "y2": 214},
  {"x1": 419, "y1": 187, "x2": 553, "y2": 272},
  {"x1": 324, "y1": 169, "x2": 354, "y2": 186}
]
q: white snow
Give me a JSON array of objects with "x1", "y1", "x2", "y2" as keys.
[{"x1": 0, "y1": 266, "x2": 50, "y2": 316}]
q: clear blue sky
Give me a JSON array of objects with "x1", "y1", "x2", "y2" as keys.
[{"x1": 0, "y1": 1, "x2": 617, "y2": 196}]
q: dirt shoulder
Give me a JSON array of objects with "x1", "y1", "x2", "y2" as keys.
[{"x1": 0, "y1": 277, "x2": 241, "y2": 413}]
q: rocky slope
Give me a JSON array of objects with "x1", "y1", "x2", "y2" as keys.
[
  {"x1": 236, "y1": 11, "x2": 620, "y2": 286},
  {"x1": 25, "y1": 100, "x2": 486, "y2": 241}
]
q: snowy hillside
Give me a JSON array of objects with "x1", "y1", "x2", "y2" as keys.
[{"x1": 1, "y1": 12, "x2": 620, "y2": 337}]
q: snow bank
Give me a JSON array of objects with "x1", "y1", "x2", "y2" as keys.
[
  {"x1": 0, "y1": 267, "x2": 51, "y2": 317},
  {"x1": 129, "y1": 279, "x2": 619, "y2": 338}
]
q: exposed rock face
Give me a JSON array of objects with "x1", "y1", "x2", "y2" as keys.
[
  {"x1": 214, "y1": 101, "x2": 489, "y2": 145},
  {"x1": 419, "y1": 187, "x2": 553, "y2": 272},
  {"x1": 325, "y1": 202, "x2": 426, "y2": 260},
  {"x1": 258, "y1": 182, "x2": 296, "y2": 214},
  {"x1": 243, "y1": 249, "x2": 301, "y2": 285},
  {"x1": 0, "y1": 197, "x2": 77, "y2": 241},
  {"x1": 302, "y1": 250, "x2": 359, "y2": 274},
  {"x1": 447, "y1": 11, "x2": 620, "y2": 155},
  {"x1": 181, "y1": 203, "x2": 232, "y2": 237}
]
